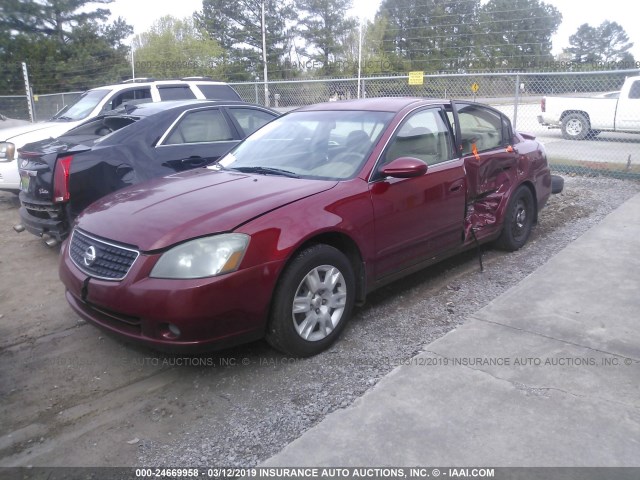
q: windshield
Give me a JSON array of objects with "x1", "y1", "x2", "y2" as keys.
[
  {"x1": 218, "y1": 110, "x2": 393, "y2": 180},
  {"x1": 52, "y1": 89, "x2": 110, "y2": 121}
]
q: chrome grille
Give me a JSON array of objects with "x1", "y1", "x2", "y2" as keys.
[{"x1": 69, "y1": 229, "x2": 139, "y2": 281}]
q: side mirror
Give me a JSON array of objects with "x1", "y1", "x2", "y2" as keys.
[{"x1": 380, "y1": 157, "x2": 428, "y2": 178}]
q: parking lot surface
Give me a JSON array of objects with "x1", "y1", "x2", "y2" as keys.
[
  {"x1": 265, "y1": 192, "x2": 640, "y2": 468},
  {"x1": 1, "y1": 175, "x2": 639, "y2": 467}
]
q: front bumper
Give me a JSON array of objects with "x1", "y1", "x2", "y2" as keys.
[
  {"x1": 0, "y1": 159, "x2": 20, "y2": 191},
  {"x1": 59, "y1": 238, "x2": 283, "y2": 353},
  {"x1": 537, "y1": 115, "x2": 559, "y2": 128}
]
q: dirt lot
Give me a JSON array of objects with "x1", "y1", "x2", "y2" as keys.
[{"x1": 1, "y1": 176, "x2": 639, "y2": 468}]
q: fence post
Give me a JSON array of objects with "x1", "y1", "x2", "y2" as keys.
[
  {"x1": 22, "y1": 62, "x2": 35, "y2": 122},
  {"x1": 513, "y1": 73, "x2": 520, "y2": 130}
]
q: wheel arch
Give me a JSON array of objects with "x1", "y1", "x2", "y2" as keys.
[
  {"x1": 515, "y1": 180, "x2": 538, "y2": 224},
  {"x1": 281, "y1": 231, "x2": 367, "y2": 306},
  {"x1": 560, "y1": 110, "x2": 591, "y2": 126}
]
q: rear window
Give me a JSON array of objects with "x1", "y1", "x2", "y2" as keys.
[
  {"x1": 158, "y1": 86, "x2": 197, "y2": 101},
  {"x1": 197, "y1": 84, "x2": 242, "y2": 100},
  {"x1": 67, "y1": 116, "x2": 138, "y2": 137}
]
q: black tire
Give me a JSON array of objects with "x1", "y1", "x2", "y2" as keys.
[
  {"x1": 561, "y1": 112, "x2": 590, "y2": 140},
  {"x1": 551, "y1": 175, "x2": 564, "y2": 195},
  {"x1": 495, "y1": 185, "x2": 535, "y2": 251},
  {"x1": 266, "y1": 244, "x2": 355, "y2": 357}
]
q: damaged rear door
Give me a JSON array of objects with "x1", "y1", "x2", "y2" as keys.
[{"x1": 451, "y1": 102, "x2": 519, "y2": 242}]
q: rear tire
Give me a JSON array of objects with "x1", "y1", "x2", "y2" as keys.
[
  {"x1": 266, "y1": 244, "x2": 355, "y2": 357},
  {"x1": 496, "y1": 185, "x2": 535, "y2": 251},
  {"x1": 561, "y1": 113, "x2": 589, "y2": 140}
]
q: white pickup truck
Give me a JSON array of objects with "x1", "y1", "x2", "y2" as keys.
[{"x1": 538, "y1": 75, "x2": 640, "y2": 140}]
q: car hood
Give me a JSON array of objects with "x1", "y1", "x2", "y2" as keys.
[
  {"x1": 77, "y1": 168, "x2": 338, "y2": 251},
  {"x1": 1, "y1": 121, "x2": 79, "y2": 146}
]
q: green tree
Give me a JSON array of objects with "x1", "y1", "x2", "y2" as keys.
[
  {"x1": 294, "y1": 0, "x2": 358, "y2": 75},
  {"x1": 0, "y1": 0, "x2": 132, "y2": 93},
  {"x1": 195, "y1": 0, "x2": 295, "y2": 80},
  {"x1": 476, "y1": 0, "x2": 561, "y2": 70},
  {"x1": 565, "y1": 21, "x2": 634, "y2": 65},
  {"x1": 338, "y1": 17, "x2": 397, "y2": 76},
  {"x1": 0, "y1": 0, "x2": 112, "y2": 43},
  {"x1": 132, "y1": 16, "x2": 223, "y2": 79},
  {"x1": 193, "y1": 0, "x2": 242, "y2": 77},
  {"x1": 376, "y1": 0, "x2": 480, "y2": 73}
]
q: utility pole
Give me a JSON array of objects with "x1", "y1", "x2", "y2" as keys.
[
  {"x1": 357, "y1": 18, "x2": 363, "y2": 99},
  {"x1": 261, "y1": 0, "x2": 269, "y2": 107},
  {"x1": 131, "y1": 45, "x2": 136, "y2": 80},
  {"x1": 22, "y1": 62, "x2": 35, "y2": 123}
]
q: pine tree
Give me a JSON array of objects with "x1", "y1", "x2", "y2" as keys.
[
  {"x1": 0, "y1": 0, "x2": 132, "y2": 93},
  {"x1": 294, "y1": 0, "x2": 358, "y2": 74},
  {"x1": 565, "y1": 21, "x2": 634, "y2": 65}
]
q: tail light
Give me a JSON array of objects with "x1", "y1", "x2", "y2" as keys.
[
  {"x1": 540, "y1": 97, "x2": 546, "y2": 112},
  {"x1": 53, "y1": 155, "x2": 73, "y2": 203}
]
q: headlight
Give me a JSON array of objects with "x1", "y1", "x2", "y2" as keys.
[
  {"x1": 0, "y1": 142, "x2": 16, "y2": 161},
  {"x1": 150, "y1": 234, "x2": 249, "y2": 279}
]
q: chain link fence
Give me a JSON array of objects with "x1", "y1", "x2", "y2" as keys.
[
  {"x1": 0, "y1": 91, "x2": 82, "y2": 121},
  {"x1": 0, "y1": 95, "x2": 31, "y2": 121},
  {"x1": 230, "y1": 70, "x2": 640, "y2": 179},
  {"x1": 2, "y1": 70, "x2": 639, "y2": 179}
]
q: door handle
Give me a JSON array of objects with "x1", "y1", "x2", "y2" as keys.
[
  {"x1": 181, "y1": 156, "x2": 207, "y2": 168},
  {"x1": 449, "y1": 180, "x2": 464, "y2": 192}
]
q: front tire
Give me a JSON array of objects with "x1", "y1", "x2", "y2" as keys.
[
  {"x1": 266, "y1": 244, "x2": 355, "y2": 357},
  {"x1": 561, "y1": 113, "x2": 590, "y2": 140},
  {"x1": 496, "y1": 185, "x2": 535, "y2": 251}
]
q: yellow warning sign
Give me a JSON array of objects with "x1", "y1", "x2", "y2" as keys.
[
  {"x1": 471, "y1": 82, "x2": 479, "y2": 93},
  {"x1": 408, "y1": 71, "x2": 424, "y2": 85}
]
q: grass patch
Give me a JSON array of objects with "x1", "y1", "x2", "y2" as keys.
[{"x1": 550, "y1": 158, "x2": 640, "y2": 180}]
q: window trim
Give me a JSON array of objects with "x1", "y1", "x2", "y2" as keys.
[
  {"x1": 225, "y1": 106, "x2": 279, "y2": 137},
  {"x1": 105, "y1": 87, "x2": 152, "y2": 111},
  {"x1": 369, "y1": 105, "x2": 456, "y2": 183},
  {"x1": 628, "y1": 81, "x2": 640, "y2": 99},
  {"x1": 156, "y1": 106, "x2": 238, "y2": 147},
  {"x1": 451, "y1": 101, "x2": 513, "y2": 155}
]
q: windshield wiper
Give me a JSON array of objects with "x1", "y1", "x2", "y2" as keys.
[
  {"x1": 232, "y1": 166, "x2": 300, "y2": 178},
  {"x1": 55, "y1": 115, "x2": 74, "y2": 121}
]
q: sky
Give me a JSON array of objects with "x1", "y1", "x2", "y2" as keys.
[{"x1": 107, "y1": 0, "x2": 640, "y2": 60}]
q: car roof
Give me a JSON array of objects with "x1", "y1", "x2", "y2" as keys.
[
  {"x1": 89, "y1": 80, "x2": 232, "y2": 92},
  {"x1": 112, "y1": 99, "x2": 270, "y2": 117},
  {"x1": 296, "y1": 97, "x2": 450, "y2": 112}
]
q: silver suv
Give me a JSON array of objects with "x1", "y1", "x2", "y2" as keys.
[{"x1": 0, "y1": 78, "x2": 242, "y2": 192}]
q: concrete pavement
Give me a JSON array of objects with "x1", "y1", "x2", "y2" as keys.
[{"x1": 263, "y1": 193, "x2": 640, "y2": 467}]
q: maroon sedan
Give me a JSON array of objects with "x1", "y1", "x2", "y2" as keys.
[{"x1": 59, "y1": 98, "x2": 560, "y2": 357}]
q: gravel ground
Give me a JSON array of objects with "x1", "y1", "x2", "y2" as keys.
[
  {"x1": 133, "y1": 175, "x2": 640, "y2": 467},
  {"x1": 1, "y1": 175, "x2": 638, "y2": 468}
]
